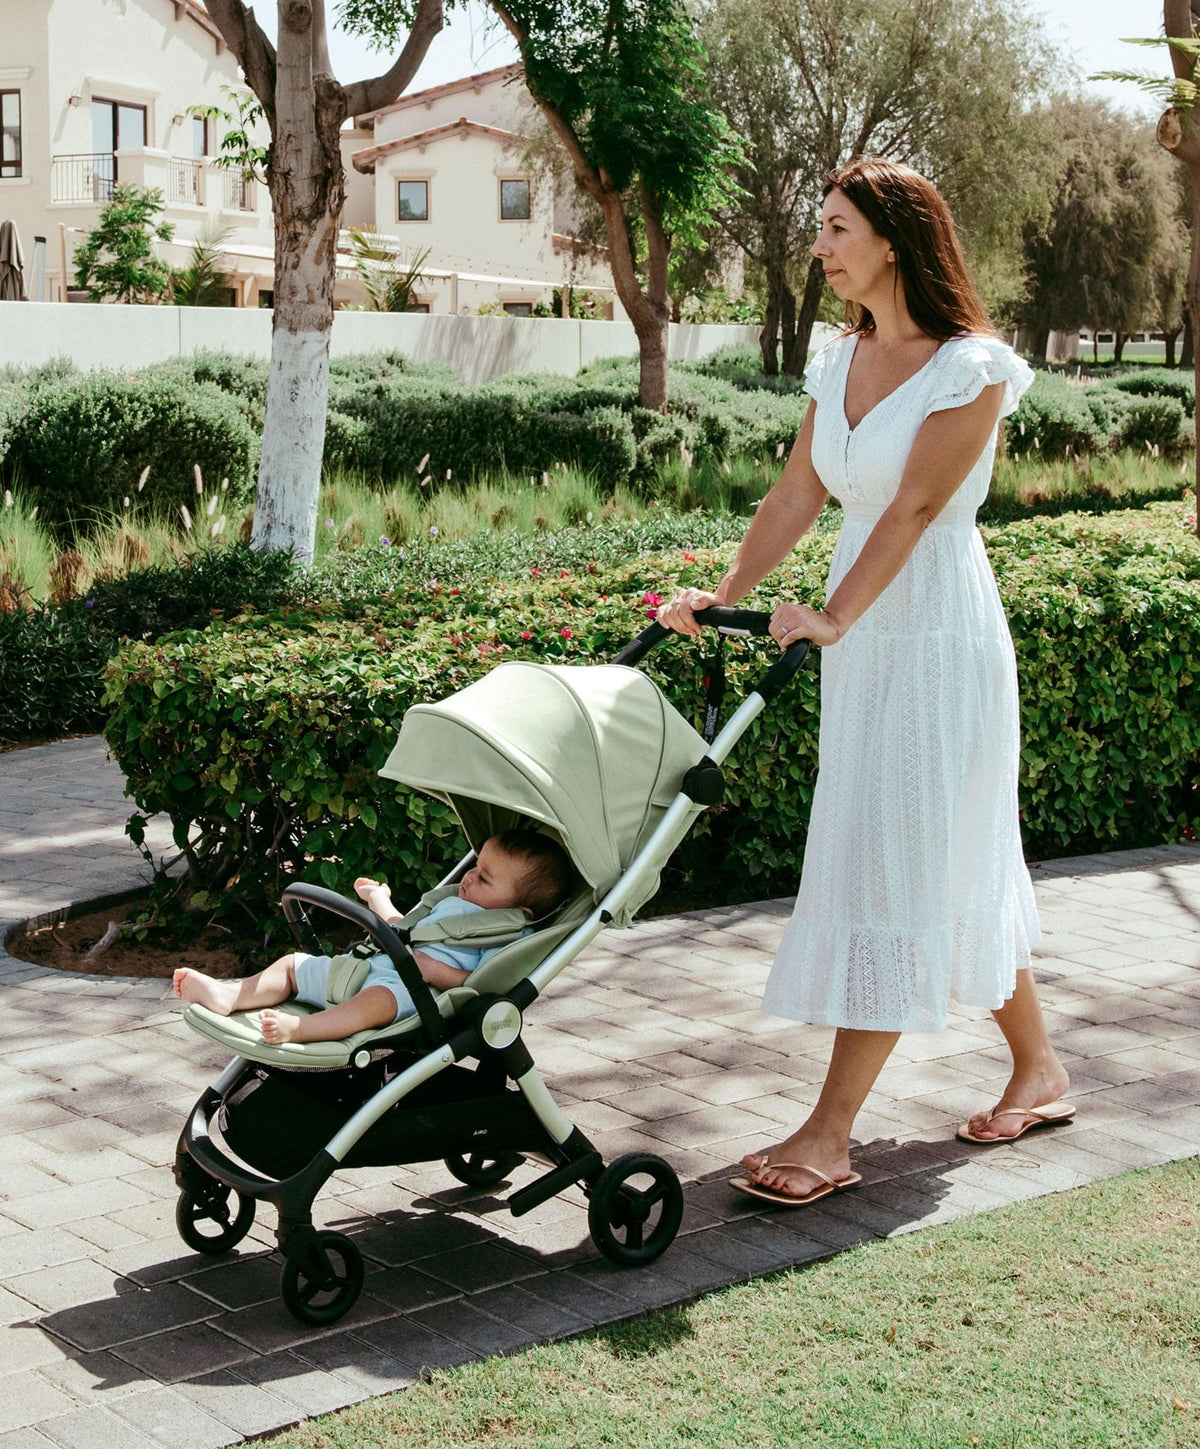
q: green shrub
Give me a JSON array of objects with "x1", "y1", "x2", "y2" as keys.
[
  {"x1": 1, "y1": 372, "x2": 259, "y2": 532},
  {"x1": 0, "y1": 545, "x2": 306, "y2": 745},
  {"x1": 1117, "y1": 394, "x2": 1185, "y2": 452},
  {"x1": 1110, "y1": 367, "x2": 1195, "y2": 408},
  {"x1": 1007, "y1": 376, "x2": 1107, "y2": 459},
  {"x1": 103, "y1": 502, "x2": 1200, "y2": 947}
]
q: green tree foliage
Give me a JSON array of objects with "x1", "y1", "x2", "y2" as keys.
[
  {"x1": 1019, "y1": 99, "x2": 1178, "y2": 359},
  {"x1": 73, "y1": 185, "x2": 174, "y2": 304},
  {"x1": 699, "y1": 0, "x2": 1063, "y2": 373}
]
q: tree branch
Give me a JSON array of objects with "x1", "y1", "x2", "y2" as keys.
[
  {"x1": 487, "y1": 1, "x2": 605, "y2": 193},
  {"x1": 201, "y1": 0, "x2": 278, "y2": 122},
  {"x1": 343, "y1": 0, "x2": 446, "y2": 118},
  {"x1": 1166, "y1": 0, "x2": 1198, "y2": 79}
]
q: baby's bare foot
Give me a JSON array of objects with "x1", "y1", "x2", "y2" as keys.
[
  {"x1": 259, "y1": 1009, "x2": 300, "y2": 1044},
  {"x1": 173, "y1": 968, "x2": 240, "y2": 1015}
]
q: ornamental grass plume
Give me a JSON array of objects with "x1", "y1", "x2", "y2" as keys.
[{"x1": 47, "y1": 548, "x2": 85, "y2": 606}]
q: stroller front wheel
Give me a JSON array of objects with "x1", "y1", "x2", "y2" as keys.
[
  {"x1": 588, "y1": 1152, "x2": 683, "y2": 1267},
  {"x1": 280, "y1": 1231, "x2": 365, "y2": 1325},
  {"x1": 176, "y1": 1186, "x2": 256, "y2": 1256}
]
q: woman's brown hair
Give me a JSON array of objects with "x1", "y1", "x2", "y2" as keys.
[{"x1": 823, "y1": 157, "x2": 995, "y2": 340}]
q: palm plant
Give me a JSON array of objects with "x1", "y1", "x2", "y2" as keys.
[
  {"x1": 170, "y1": 218, "x2": 236, "y2": 307},
  {"x1": 348, "y1": 229, "x2": 430, "y2": 312}
]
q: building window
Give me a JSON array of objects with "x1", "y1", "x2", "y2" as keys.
[
  {"x1": 1, "y1": 92, "x2": 20, "y2": 178},
  {"x1": 500, "y1": 178, "x2": 530, "y2": 220},
  {"x1": 397, "y1": 179, "x2": 428, "y2": 221},
  {"x1": 502, "y1": 302, "x2": 533, "y2": 317},
  {"x1": 258, "y1": 290, "x2": 274, "y2": 309},
  {"x1": 192, "y1": 115, "x2": 208, "y2": 158},
  {"x1": 90, "y1": 98, "x2": 147, "y2": 199}
]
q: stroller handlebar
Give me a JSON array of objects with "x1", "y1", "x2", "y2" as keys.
[
  {"x1": 612, "y1": 606, "x2": 809, "y2": 703},
  {"x1": 281, "y1": 883, "x2": 446, "y2": 1045}
]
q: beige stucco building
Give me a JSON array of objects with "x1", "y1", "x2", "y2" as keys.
[
  {"x1": 0, "y1": 0, "x2": 284, "y2": 305},
  {"x1": 346, "y1": 64, "x2": 618, "y2": 318},
  {"x1": 1, "y1": 7, "x2": 615, "y2": 314}
]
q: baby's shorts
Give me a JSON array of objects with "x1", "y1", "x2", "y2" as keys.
[{"x1": 292, "y1": 952, "x2": 416, "y2": 1024}]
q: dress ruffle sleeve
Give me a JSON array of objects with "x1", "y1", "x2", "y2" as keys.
[
  {"x1": 802, "y1": 335, "x2": 847, "y2": 407},
  {"x1": 924, "y1": 335, "x2": 1033, "y2": 420}
]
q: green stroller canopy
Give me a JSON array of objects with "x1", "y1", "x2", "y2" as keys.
[{"x1": 379, "y1": 661, "x2": 709, "y2": 903}]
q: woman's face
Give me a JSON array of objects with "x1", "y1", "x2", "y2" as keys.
[{"x1": 811, "y1": 188, "x2": 894, "y2": 306}]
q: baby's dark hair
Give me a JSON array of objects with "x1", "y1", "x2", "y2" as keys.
[{"x1": 494, "y1": 828, "x2": 575, "y2": 916}]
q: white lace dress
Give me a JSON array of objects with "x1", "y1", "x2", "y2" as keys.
[{"x1": 762, "y1": 332, "x2": 1040, "y2": 1033}]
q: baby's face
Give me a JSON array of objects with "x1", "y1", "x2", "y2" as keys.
[{"x1": 458, "y1": 840, "x2": 526, "y2": 911}]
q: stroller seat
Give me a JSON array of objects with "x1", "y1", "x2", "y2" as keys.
[{"x1": 180, "y1": 889, "x2": 593, "y2": 1069}]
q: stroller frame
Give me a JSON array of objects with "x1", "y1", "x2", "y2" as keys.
[{"x1": 174, "y1": 609, "x2": 809, "y2": 1324}]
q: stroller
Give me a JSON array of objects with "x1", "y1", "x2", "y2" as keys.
[{"x1": 173, "y1": 609, "x2": 808, "y2": 1324}]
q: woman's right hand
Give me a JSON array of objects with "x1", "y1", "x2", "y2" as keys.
[{"x1": 656, "y1": 587, "x2": 726, "y2": 637}]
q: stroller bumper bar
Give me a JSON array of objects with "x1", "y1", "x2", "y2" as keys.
[
  {"x1": 613, "y1": 606, "x2": 809, "y2": 703},
  {"x1": 281, "y1": 883, "x2": 447, "y2": 1044}
]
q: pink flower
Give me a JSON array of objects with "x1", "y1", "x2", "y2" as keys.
[
  {"x1": 520, "y1": 630, "x2": 533, "y2": 640},
  {"x1": 682, "y1": 551, "x2": 696, "y2": 562},
  {"x1": 558, "y1": 570, "x2": 570, "y2": 578},
  {"x1": 560, "y1": 627, "x2": 573, "y2": 639},
  {"x1": 450, "y1": 588, "x2": 461, "y2": 595},
  {"x1": 643, "y1": 592, "x2": 662, "y2": 608},
  {"x1": 531, "y1": 567, "x2": 540, "y2": 577},
  {"x1": 645, "y1": 608, "x2": 658, "y2": 619},
  {"x1": 587, "y1": 564, "x2": 596, "y2": 574}
]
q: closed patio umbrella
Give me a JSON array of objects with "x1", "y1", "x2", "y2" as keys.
[{"x1": 0, "y1": 220, "x2": 27, "y2": 301}]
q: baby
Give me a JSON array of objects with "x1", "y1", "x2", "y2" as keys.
[{"x1": 173, "y1": 830, "x2": 573, "y2": 1044}]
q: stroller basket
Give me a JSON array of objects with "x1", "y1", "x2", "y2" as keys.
[{"x1": 173, "y1": 608, "x2": 808, "y2": 1324}]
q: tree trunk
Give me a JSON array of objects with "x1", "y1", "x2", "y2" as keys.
[
  {"x1": 759, "y1": 261, "x2": 786, "y2": 376},
  {"x1": 783, "y1": 256, "x2": 826, "y2": 377},
  {"x1": 779, "y1": 281, "x2": 796, "y2": 377},
  {"x1": 1182, "y1": 305, "x2": 1193, "y2": 367},
  {"x1": 1165, "y1": 327, "x2": 1180, "y2": 368},
  {"x1": 1190, "y1": 177, "x2": 1200, "y2": 531},
  {"x1": 251, "y1": 54, "x2": 345, "y2": 557},
  {"x1": 1113, "y1": 332, "x2": 1126, "y2": 363},
  {"x1": 593, "y1": 188, "x2": 670, "y2": 410}
]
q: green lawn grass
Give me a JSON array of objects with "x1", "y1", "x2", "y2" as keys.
[{"x1": 271, "y1": 1159, "x2": 1200, "y2": 1449}]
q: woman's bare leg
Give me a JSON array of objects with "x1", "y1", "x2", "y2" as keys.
[
  {"x1": 964, "y1": 968, "x2": 1070, "y2": 1139},
  {"x1": 260, "y1": 985, "x2": 398, "y2": 1044},
  {"x1": 745, "y1": 1027, "x2": 900, "y2": 1197},
  {"x1": 173, "y1": 957, "x2": 296, "y2": 1015}
]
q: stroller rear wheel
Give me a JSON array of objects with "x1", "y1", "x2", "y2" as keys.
[
  {"x1": 280, "y1": 1231, "x2": 365, "y2": 1325},
  {"x1": 443, "y1": 1150, "x2": 523, "y2": 1188},
  {"x1": 176, "y1": 1186, "x2": 256, "y2": 1256},
  {"x1": 588, "y1": 1152, "x2": 683, "y2": 1267}
]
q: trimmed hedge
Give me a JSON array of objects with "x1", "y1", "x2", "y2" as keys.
[
  {"x1": 102, "y1": 502, "x2": 1200, "y2": 946},
  {"x1": 0, "y1": 546, "x2": 308, "y2": 745},
  {"x1": 0, "y1": 372, "x2": 259, "y2": 531}
]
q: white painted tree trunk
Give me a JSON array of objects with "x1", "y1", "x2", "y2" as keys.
[{"x1": 251, "y1": 326, "x2": 331, "y2": 559}]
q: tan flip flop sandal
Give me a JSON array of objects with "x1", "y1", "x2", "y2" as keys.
[
  {"x1": 729, "y1": 1162, "x2": 863, "y2": 1207},
  {"x1": 956, "y1": 1100, "x2": 1077, "y2": 1145}
]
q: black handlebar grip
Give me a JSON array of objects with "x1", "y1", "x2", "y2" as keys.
[{"x1": 280, "y1": 883, "x2": 446, "y2": 1045}]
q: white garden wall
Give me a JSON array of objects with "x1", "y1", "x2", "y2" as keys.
[{"x1": 0, "y1": 302, "x2": 789, "y2": 385}]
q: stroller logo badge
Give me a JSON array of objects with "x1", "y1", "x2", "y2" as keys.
[{"x1": 481, "y1": 1002, "x2": 522, "y2": 1049}]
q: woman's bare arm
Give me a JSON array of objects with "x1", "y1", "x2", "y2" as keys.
[
  {"x1": 658, "y1": 402, "x2": 827, "y2": 634},
  {"x1": 770, "y1": 382, "x2": 1006, "y2": 648}
]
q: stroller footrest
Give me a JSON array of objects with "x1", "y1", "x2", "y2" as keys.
[{"x1": 509, "y1": 1150, "x2": 602, "y2": 1217}]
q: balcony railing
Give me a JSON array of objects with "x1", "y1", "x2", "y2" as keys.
[
  {"x1": 52, "y1": 153, "x2": 116, "y2": 203},
  {"x1": 170, "y1": 157, "x2": 203, "y2": 206},
  {"x1": 222, "y1": 171, "x2": 253, "y2": 212}
]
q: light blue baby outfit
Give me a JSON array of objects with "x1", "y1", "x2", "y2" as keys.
[{"x1": 293, "y1": 896, "x2": 512, "y2": 1024}]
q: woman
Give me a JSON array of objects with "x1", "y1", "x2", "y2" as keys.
[{"x1": 659, "y1": 157, "x2": 1073, "y2": 1207}]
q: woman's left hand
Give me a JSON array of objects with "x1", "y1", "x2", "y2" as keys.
[{"x1": 769, "y1": 602, "x2": 843, "y2": 650}]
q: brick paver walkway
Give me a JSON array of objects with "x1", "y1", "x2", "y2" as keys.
[{"x1": 1, "y1": 740, "x2": 1199, "y2": 1445}]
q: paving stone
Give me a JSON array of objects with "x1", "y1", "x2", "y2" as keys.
[
  {"x1": 110, "y1": 1387, "x2": 239, "y2": 1449},
  {"x1": 354, "y1": 1315, "x2": 483, "y2": 1374},
  {"x1": 413, "y1": 1241, "x2": 543, "y2": 1294},
  {"x1": 112, "y1": 1320, "x2": 259, "y2": 1385},
  {"x1": 0, "y1": 1374, "x2": 81, "y2": 1436},
  {"x1": 39, "y1": 1282, "x2": 218, "y2": 1354},
  {"x1": 170, "y1": 1368, "x2": 299, "y2": 1438},
  {"x1": 230, "y1": 1351, "x2": 363, "y2": 1416},
  {"x1": 33, "y1": 1407, "x2": 162, "y2": 1449},
  {"x1": 406, "y1": 1297, "x2": 539, "y2": 1356},
  {"x1": 209, "y1": 1290, "x2": 393, "y2": 1356}
]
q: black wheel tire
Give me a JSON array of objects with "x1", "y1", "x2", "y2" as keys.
[
  {"x1": 443, "y1": 1150, "x2": 523, "y2": 1188},
  {"x1": 280, "y1": 1232, "x2": 364, "y2": 1326},
  {"x1": 587, "y1": 1152, "x2": 684, "y2": 1267},
  {"x1": 176, "y1": 1186, "x2": 255, "y2": 1255}
]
